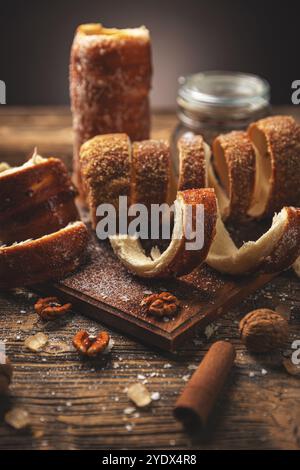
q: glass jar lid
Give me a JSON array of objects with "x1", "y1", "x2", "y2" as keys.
[{"x1": 177, "y1": 71, "x2": 270, "y2": 116}]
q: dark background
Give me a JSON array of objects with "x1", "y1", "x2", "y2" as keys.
[{"x1": 0, "y1": 0, "x2": 298, "y2": 108}]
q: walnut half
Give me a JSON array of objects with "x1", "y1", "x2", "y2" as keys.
[{"x1": 141, "y1": 292, "x2": 180, "y2": 318}]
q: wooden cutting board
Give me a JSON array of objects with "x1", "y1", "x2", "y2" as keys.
[{"x1": 38, "y1": 227, "x2": 276, "y2": 352}]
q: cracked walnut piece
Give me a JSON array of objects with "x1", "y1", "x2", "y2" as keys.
[
  {"x1": 141, "y1": 292, "x2": 180, "y2": 318},
  {"x1": 72, "y1": 330, "x2": 110, "y2": 356},
  {"x1": 35, "y1": 297, "x2": 72, "y2": 320}
]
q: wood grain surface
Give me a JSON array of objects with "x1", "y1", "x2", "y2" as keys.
[{"x1": 0, "y1": 107, "x2": 300, "y2": 450}]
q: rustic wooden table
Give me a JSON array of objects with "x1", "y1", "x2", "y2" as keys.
[{"x1": 0, "y1": 106, "x2": 299, "y2": 450}]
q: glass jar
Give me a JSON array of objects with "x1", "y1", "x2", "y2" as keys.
[{"x1": 172, "y1": 71, "x2": 270, "y2": 174}]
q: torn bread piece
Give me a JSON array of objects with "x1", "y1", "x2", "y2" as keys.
[
  {"x1": 210, "y1": 131, "x2": 256, "y2": 221},
  {"x1": 206, "y1": 206, "x2": 300, "y2": 275},
  {"x1": 0, "y1": 152, "x2": 78, "y2": 244},
  {"x1": 0, "y1": 222, "x2": 88, "y2": 289},
  {"x1": 248, "y1": 115, "x2": 300, "y2": 218},
  {"x1": 110, "y1": 188, "x2": 217, "y2": 278}
]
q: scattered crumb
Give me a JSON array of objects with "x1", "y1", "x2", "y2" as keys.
[
  {"x1": 193, "y1": 338, "x2": 202, "y2": 347},
  {"x1": 124, "y1": 406, "x2": 135, "y2": 415},
  {"x1": 204, "y1": 323, "x2": 219, "y2": 340},
  {"x1": 127, "y1": 383, "x2": 152, "y2": 408},
  {"x1": 151, "y1": 392, "x2": 160, "y2": 401},
  {"x1": 182, "y1": 374, "x2": 190, "y2": 382},
  {"x1": 24, "y1": 332, "x2": 48, "y2": 352},
  {"x1": 33, "y1": 429, "x2": 44, "y2": 439},
  {"x1": 163, "y1": 363, "x2": 172, "y2": 369},
  {"x1": 5, "y1": 407, "x2": 31, "y2": 430}
]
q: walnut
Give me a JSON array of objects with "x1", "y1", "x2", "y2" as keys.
[
  {"x1": 239, "y1": 309, "x2": 289, "y2": 353},
  {"x1": 72, "y1": 330, "x2": 110, "y2": 356},
  {"x1": 141, "y1": 292, "x2": 180, "y2": 318},
  {"x1": 34, "y1": 297, "x2": 72, "y2": 320}
]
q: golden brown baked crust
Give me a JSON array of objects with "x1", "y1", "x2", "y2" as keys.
[
  {"x1": 177, "y1": 134, "x2": 207, "y2": 191},
  {"x1": 110, "y1": 188, "x2": 217, "y2": 278},
  {"x1": 206, "y1": 206, "x2": 300, "y2": 275},
  {"x1": 80, "y1": 135, "x2": 173, "y2": 226},
  {"x1": 248, "y1": 115, "x2": 300, "y2": 217},
  {"x1": 70, "y1": 23, "x2": 152, "y2": 196},
  {"x1": 212, "y1": 131, "x2": 256, "y2": 220},
  {"x1": 131, "y1": 140, "x2": 171, "y2": 208},
  {"x1": 164, "y1": 188, "x2": 217, "y2": 277},
  {"x1": 78, "y1": 122, "x2": 300, "y2": 279},
  {"x1": 80, "y1": 134, "x2": 131, "y2": 228},
  {"x1": 259, "y1": 206, "x2": 300, "y2": 273},
  {"x1": 0, "y1": 222, "x2": 88, "y2": 289},
  {"x1": 0, "y1": 157, "x2": 78, "y2": 244}
]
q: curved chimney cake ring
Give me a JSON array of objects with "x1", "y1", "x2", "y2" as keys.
[
  {"x1": 0, "y1": 152, "x2": 78, "y2": 244},
  {"x1": 209, "y1": 131, "x2": 256, "y2": 221},
  {"x1": 110, "y1": 188, "x2": 217, "y2": 278},
  {"x1": 78, "y1": 116, "x2": 300, "y2": 279},
  {"x1": 248, "y1": 115, "x2": 300, "y2": 218},
  {"x1": 0, "y1": 222, "x2": 88, "y2": 289}
]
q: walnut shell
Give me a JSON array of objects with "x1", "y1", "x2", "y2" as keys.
[{"x1": 239, "y1": 309, "x2": 289, "y2": 353}]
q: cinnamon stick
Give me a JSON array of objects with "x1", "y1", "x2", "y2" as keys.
[{"x1": 174, "y1": 341, "x2": 236, "y2": 428}]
